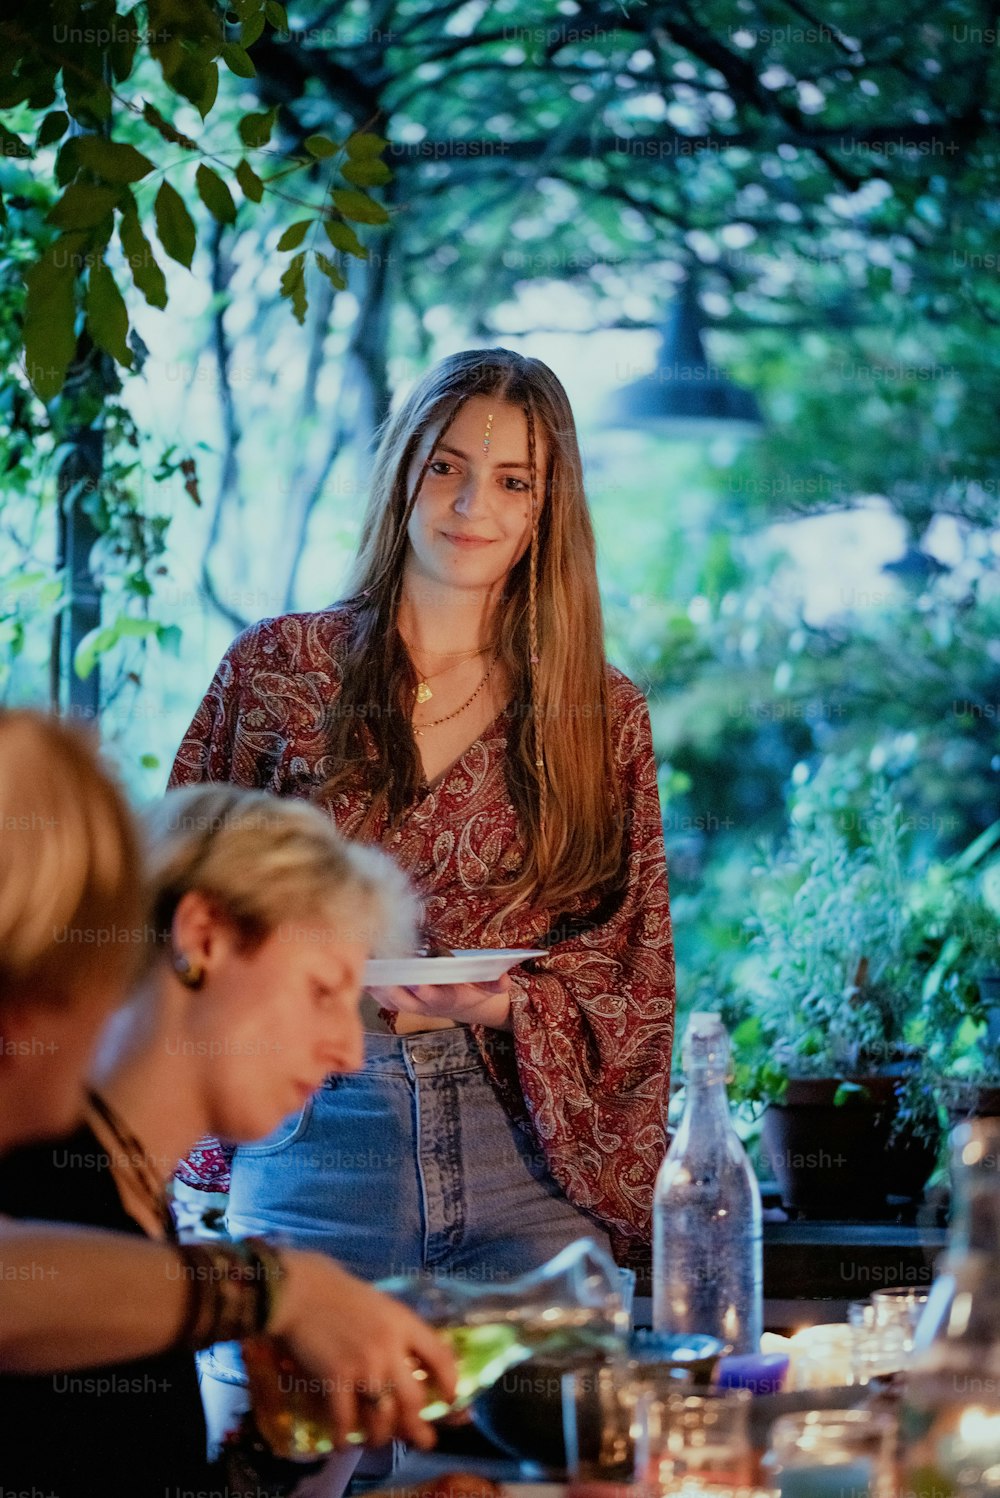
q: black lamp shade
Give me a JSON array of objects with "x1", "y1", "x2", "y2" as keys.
[{"x1": 606, "y1": 283, "x2": 764, "y2": 438}]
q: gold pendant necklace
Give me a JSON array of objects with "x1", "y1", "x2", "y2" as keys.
[
  {"x1": 413, "y1": 654, "x2": 500, "y2": 737},
  {"x1": 401, "y1": 638, "x2": 488, "y2": 705}
]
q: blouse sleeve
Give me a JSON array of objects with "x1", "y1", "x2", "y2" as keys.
[
  {"x1": 166, "y1": 625, "x2": 271, "y2": 1192},
  {"x1": 498, "y1": 685, "x2": 675, "y2": 1263},
  {"x1": 168, "y1": 622, "x2": 271, "y2": 792}
]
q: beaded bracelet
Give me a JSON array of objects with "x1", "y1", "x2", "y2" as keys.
[{"x1": 173, "y1": 1238, "x2": 287, "y2": 1350}]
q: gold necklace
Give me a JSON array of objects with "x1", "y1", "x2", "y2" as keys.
[
  {"x1": 413, "y1": 654, "x2": 500, "y2": 737},
  {"x1": 400, "y1": 638, "x2": 489, "y2": 704}
]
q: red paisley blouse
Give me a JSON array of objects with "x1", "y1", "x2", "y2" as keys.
[{"x1": 167, "y1": 607, "x2": 675, "y2": 1262}]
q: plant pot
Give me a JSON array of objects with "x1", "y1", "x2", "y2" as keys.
[
  {"x1": 762, "y1": 1075, "x2": 935, "y2": 1218},
  {"x1": 939, "y1": 1076, "x2": 1000, "y2": 1130}
]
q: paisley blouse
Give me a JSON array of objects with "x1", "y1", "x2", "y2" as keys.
[{"x1": 167, "y1": 607, "x2": 675, "y2": 1262}]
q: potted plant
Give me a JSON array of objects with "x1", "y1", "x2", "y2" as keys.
[
  {"x1": 733, "y1": 758, "x2": 939, "y2": 1218},
  {"x1": 909, "y1": 823, "x2": 1000, "y2": 1125}
]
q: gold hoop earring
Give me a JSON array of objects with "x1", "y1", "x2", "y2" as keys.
[{"x1": 172, "y1": 953, "x2": 205, "y2": 990}]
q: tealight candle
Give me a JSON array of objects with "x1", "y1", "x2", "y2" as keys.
[
  {"x1": 777, "y1": 1458, "x2": 873, "y2": 1498},
  {"x1": 769, "y1": 1409, "x2": 892, "y2": 1498}
]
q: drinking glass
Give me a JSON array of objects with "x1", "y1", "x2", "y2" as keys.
[
  {"x1": 645, "y1": 1387, "x2": 753, "y2": 1492},
  {"x1": 769, "y1": 1408, "x2": 895, "y2": 1498},
  {"x1": 870, "y1": 1288, "x2": 929, "y2": 1347},
  {"x1": 562, "y1": 1363, "x2": 651, "y2": 1482}
]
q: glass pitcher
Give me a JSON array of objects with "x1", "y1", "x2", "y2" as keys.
[{"x1": 245, "y1": 1236, "x2": 630, "y2": 1462}]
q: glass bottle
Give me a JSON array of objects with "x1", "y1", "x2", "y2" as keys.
[
  {"x1": 653, "y1": 1011, "x2": 762, "y2": 1353},
  {"x1": 245, "y1": 1236, "x2": 629, "y2": 1462},
  {"x1": 901, "y1": 1119, "x2": 1000, "y2": 1497}
]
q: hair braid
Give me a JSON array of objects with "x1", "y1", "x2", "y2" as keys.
[{"x1": 525, "y1": 399, "x2": 547, "y2": 841}]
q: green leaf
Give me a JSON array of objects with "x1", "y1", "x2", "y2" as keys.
[
  {"x1": 154, "y1": 181, "x2": 197, "y2": 268},
  {"x1": 74, "y1": 624, "x2": 119, "y2": 680},
  {"x1": 199, "y1": 61, "x2": 220, "y2": 117},
  {"x1": 265, "y1": 0, "x2": 289, "y2": 29},
  {"x1": 323, "y1": 219, "x2": 368, "y2": 258},
  {"x1": 196, "y1": 164, "x2": 237, "y2": 225},
  {"x1": 304, "y1": 134, "x2": 338, "y2": 159},
  {"x1": 63, "y1": 64, "x2": 112, "y2": 127},
  {"x1": 48, "y1": 183, "x2": 120, "y2": 230},
  {"x1": 0, "y1": 571, "x2": 47, "y2": 597},
  {"x1": 0, "y1": 187, "x2": 6, "y2": 229},
  {"x1": 169, "y1": 54, "x2": 219, "y2": 119},
  {"x1": 0, "y1": 121, "x2": 31, "y2": 159},
  {"x1": 74, "y1": 137, "x2": 155, "y2": 184},
  {"x1": 157, "y1": 624, "x2": 182, "y2": 655},
  {"x1": 238, "y1": 106, "x2": 278, "y2": 148},
  {"x1": 315, "y1": 251, "x2": 346, "y2": 290},
  {"x1": 277, "y1": 219, "x2": 311, "y2": 250},
  {"x1": 86, "y1": 258, "x2": 133, "y2": 368},
  {"x1": 345, "y1": 132, "x2": 389, "y2": 159},
  {"x1": 23, "y1": 237, "x2": 81, "y2": 400},
  {"x1": 38, "y1": 580, "x2": 63, "y2": 608},
  {"x1": 119, "y1": 199, "x2": 168, "y2": 309},
  {"x1": 953, "y1": 819, "x2": 1000, "y2": 875},
  {"x1": 341, "y1": 158, "x2": 392, "y2": 188},
  {"x1": 280, "y1": 251, "x2": 308, "y2": 324},
  {"x1": 109, "y1": 22, "x2": 140, "y2": 82},
  {"x1": 331, "y1": 188, "x2": 388, "y2": 225},
  {"x1": 221, "y1": 42, "x2": 257, "y2": 78},
  {"x1": 240, "y1": 9, "x2": 266, "y2": 48},
  {"x1": 833, "y1": 1081, "x2": 870, "y2": 1108},
  {"x1": 115, "y1": 617, "x2": 161, "y2": 640},
  {"x1": 235, "y1": 157, "x2": 264, "y2": 202},
  {"x1": 37, "y1": 111, "x2": 69, "y2": 148},
  {"x1": 55, "y1": 138, "x2": 81, "y2": 186}
]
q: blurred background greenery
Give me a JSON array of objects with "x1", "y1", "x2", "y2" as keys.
[{"x1": 2, "y1": 0, "x2": 998, "y2": 1101}]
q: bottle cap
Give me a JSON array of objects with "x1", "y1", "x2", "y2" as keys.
[{"x1": 682, "y1": 1011, "x2": 731, "y2": 1078}]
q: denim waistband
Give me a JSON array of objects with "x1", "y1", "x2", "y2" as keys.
[{"x1": 346, "y1": 1024, "x2": 489, "y2": 1079}]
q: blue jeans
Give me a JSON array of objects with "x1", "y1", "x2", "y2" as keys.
[
  {"x1": 201, "y1": 1028, "x2": 609, "y2": 1454},
  {"x1": 227, "y1": 1025, "x2": 611, "y2": 1277}
]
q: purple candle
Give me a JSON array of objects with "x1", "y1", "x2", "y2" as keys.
[{"x1": 717, "y1": 1351, "x2": 790, "y2": 1396}]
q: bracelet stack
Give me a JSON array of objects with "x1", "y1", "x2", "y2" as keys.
[{"x1": 173, "y1": 1236, "x2": 287, "y2": 1350}]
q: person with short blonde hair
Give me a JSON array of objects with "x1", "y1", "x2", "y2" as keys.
[{"x1": 146, "y1": 782, "x2": 418, "y2": 965}]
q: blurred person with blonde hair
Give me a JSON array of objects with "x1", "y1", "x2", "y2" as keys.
[
  {"x1": 0, "y1": 707, "x2": 145, "y2": 1149},
  {"x1": 0, "y1": 721, "x2": 458, "y2": 1494}
]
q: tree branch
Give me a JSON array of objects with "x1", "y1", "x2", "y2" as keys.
[{"x1": 199, "y1": 222, "x2": 249, "y2": 634}]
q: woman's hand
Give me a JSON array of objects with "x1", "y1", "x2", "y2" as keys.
[
  {"x1": 368, "y1": 974, "x2": 514, "y2": 1029},
  {"x1": 271, "y1": 1251, "x2": 458, "y2": 1451}
]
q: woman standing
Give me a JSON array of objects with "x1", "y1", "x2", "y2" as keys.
[{"x1": 170, "y1": 348, "x2": 675, "y2": 1279}]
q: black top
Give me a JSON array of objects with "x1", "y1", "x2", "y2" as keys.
[{"x1": 0, "y1": 1122, "x2": 211, "y2": 1498}]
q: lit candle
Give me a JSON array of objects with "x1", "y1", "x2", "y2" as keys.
[{"x1": 777, "y1": 1457, "x2": 873, "y2": 1498}]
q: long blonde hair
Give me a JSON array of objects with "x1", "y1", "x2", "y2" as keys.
[
  {"x1": 0, "y1": 710, "x2": 144, "y2": 1013},
  {"x1": 318, "y1": 348, "x2": 626, "y2": 914},
  {"x1": 145, "y1": 785, "x2": 420, "y2": 957}
]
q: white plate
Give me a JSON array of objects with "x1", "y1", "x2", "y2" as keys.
[{"x1": 364, "y1": 948, "x2": 547, "y2": 987}]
